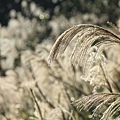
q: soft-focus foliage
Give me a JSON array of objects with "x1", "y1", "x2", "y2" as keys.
[{"x1": 0, "y1": 0, "x2": 120, "y2": 120}]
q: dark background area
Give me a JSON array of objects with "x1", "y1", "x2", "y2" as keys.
[{"x1": 0, "y1": 0, "x2": 120, "y2": 26}]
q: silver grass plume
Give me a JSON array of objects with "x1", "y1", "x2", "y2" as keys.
[
  {"x1": 48, "y1": 24, "x2": 120, "y2": 119},
  {"x1": 73, "y1": 93, "x2": 120, "y2": 119},
  {"x1": 48, "y1": 24, "x2": 120, "y2": 72}
]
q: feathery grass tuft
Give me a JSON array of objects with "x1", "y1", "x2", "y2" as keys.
[
  {"x1": 73, "y1": 93, "x2": 120, "y2": 119},
  {"x1": 48, "y1": 24, "x2": 120, "y2": 72},
  {"x1": 48, "y1": 24, "x2": 120, "y2": 119}
]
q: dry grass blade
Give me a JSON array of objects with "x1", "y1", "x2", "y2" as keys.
[
  {"x1": 30, "y1": 89, "x2": 43, "y2": 120},
  {"x1": 73, "y1": 93, "x2": 120, "y2": 119},
  {"x1": 101, "y1": 99, "x2": 120, "y2": 120},
  {"x1": 48, "y1": 24, "x2": 120, "y2": 71}
]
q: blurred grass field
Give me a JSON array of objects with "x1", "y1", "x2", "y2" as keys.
[{"x1": 0, "y1": 0, "x2": 120, "y2": 120}]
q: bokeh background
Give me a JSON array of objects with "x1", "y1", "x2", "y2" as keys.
[{"x1": 0, "y1": 0, "x2": 120, "y2": 120}]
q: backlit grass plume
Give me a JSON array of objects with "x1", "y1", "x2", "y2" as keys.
[
  {"x1": 73, "y1": 93, "x2": 120, "y2": 119},
  {"x1": 48, "y1": 24, "x2": 120, "y2": 119},
  {"x1": 48, "y1": 24, "x2": 120, "y2": 71}
]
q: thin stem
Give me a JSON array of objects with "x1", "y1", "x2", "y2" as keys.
[
  {"x1": 29, "y1": 61, "x2": 55, "y2": 108},
  {"x1": 30, "y1": 89, "x2": 43, "y2": 120},
  {"x1": 100, "y1": 62, "x2": 113, "y2": 93},
  {"x1": 35, "y1": 82, "x2": 55, "y2": 108}
]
